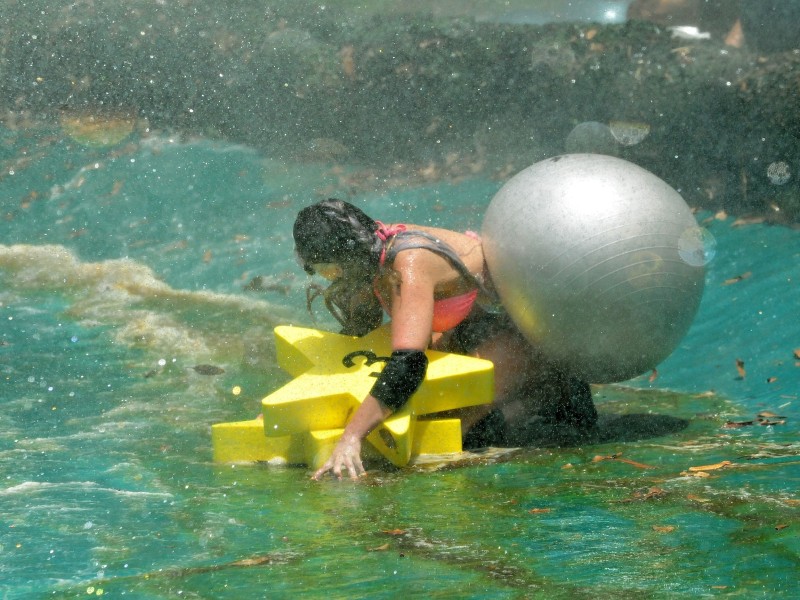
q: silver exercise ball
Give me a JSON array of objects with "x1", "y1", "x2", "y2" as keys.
[{"x1": 482, "y1": 154, "x2": 706, "y2": 383}]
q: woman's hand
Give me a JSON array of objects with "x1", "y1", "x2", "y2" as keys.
[
  {"x1": 311, "y1": 395, "x2": 392, "y2": 481},
  {"x1": 312, "y1": 433, "x2": 365, "y2": 480}
]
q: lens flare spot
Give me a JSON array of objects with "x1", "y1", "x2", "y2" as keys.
[
  {"x1": 609, "y1": 121, "x2": 650, "y2": 146},
  {"x1": 766, "y1": 161, "x2": 791, "y2": 185},
  {"x1": 678, "y1": 226, "x2": 716, "y2": 266}
]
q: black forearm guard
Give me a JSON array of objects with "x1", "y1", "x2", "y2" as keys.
[{"x1": 370, "y1": 350, "x2": 428, "y2": 411}]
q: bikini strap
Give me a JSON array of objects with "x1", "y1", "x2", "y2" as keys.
[
  {"x1": 381, "y1": 230, "x2": 497, "y2": 302},
  {"x1": 375, "y1": 221, "x2": 407, "y2": 266},
  {"x1": 375, "y1": 221, "x2": 407, "y2": 240}
]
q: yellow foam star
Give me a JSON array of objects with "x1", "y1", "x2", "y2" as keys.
[{"x1": 212, "y1": 324, "x2": 494, "y2": 467}]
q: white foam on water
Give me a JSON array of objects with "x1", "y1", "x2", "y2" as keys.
[
  {"x1": 0, "y1": 243, "x2": 288, "y2": 362},
  {"x1": 0, "y1": 480, "x2": 173, "y2": 499}
]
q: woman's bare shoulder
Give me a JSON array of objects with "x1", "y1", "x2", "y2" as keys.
[
  {"x1": 403, "y1": 224, "x2": 479, "y2": 246},
  {"x1": 394, "y1": 224, "x2": 484, "y2": 274}
]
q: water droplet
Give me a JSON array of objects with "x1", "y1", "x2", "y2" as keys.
[{"x1": 565, "y1": 121, "x2": 617, "y2": 155}]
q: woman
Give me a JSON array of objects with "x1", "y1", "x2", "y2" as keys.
[{"x1": 293, "y1": 199, "x2": 595, "y2": 480}]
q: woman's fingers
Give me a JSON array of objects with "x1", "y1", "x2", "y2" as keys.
[
  {"x1": 332, "y1": 458, "x2": 344, "y2": 480},
  {"x1": 311, "y1": 444, "x2": 366, "y2": 480},
  {"x1": 312, "y1": 459, "x2": 334, "y2": 480},
  {"x1": 344, "y1": 453, "x2": 365, "y2": 480}
]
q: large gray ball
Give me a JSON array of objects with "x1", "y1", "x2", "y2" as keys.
[{"x1": 482, "y1": 154, "x2": 705, "y2": 383}]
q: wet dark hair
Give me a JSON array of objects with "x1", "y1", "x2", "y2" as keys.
[
  {"x1": 293, "y1": 199, "x2": 382, "y2": 276},
  {"x1": 293, "y1": 199, "x2": 384, "y2": 336}
]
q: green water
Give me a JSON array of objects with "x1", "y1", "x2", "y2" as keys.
[{"x1": 1, "y1": 121, "x2": 798, "y2": 599}]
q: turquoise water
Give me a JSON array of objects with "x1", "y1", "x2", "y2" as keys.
[{"x1": 1, "y1": 125, "x2": 798, "y2": 598}]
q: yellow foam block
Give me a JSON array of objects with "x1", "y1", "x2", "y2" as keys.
[
  {"x1": 366, "y1": 413, "x2": 414, "y2": 466},
  {"x1": 304, "y1": 429, "x2": 343, "y2": 470},
  {"x1": 411, "y1": 351, "x2": 494, "y2": 415},
  {"x1": 366, "y1": 414, "x2": 464, "y2": 465},
  {"x1": 211, "y1": 419, "x2": 304, "y2": 464},
  {"x1": 263, "y1": 325, "x2": 493, "y2": 436},
  {"x1": 304, "y1": 417, "x2": 463, "y2": 470},
  {"x1": 412, "y1": 418, "x2": 463, "y2": 455},
  {"x1": 215, "y1": 324, "x2": 492, "y2": 467},
  {"x1": 212, "y1": 417, "x2": 463, "y2": 466}
]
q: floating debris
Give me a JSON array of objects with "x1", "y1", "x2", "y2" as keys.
[
  {"x1": 688, "y1": 460, "x2": 732, "y2": 472},
  {"x1": 339, "y1": 45, "x2": 356, "y2": 81},
  {"x1": 723, "y1": 271, "x2": 751, "y2": 285},
  {"x1": 757, "y1": 411, "x2": 787, "y2": 426},
  {"x1": 528, "y1": 508, "x2": 552, "y2": 514},
  {"x1": 683, "y1": 470, "x2": 711, "y2": 478},
  {"x1": 243, "y1": 275, "x2": 291, "y2": 294},
  {"x1": 367, "y1": 543, "x2": 391, "y2": 552},
  {"x1": 724, "y1": 410, "x2": 787, "y2": 428},
  {"x1": 686, "y1": 494, "x2": 711, "y2": 503},
  {"x1": 60, "y1": 112, "x2": 136, "y2": 147},
  {"x1": 108, "y1": 180, "x2": 124, "y2": 197},
  {"x1": 592, "y1": 452, "x2": 655, "y2": 469},
  {"x1": 759, "y1": 418, "x2": 786, "y2": 427},
  {"x1": 735, "y1": 358, "x2": 746, "y2": 379},
  {"x1": 74, "y1": 551, "x2": 296, "y2": 592},
  {"x1": 731, "y1": 216, "x2": 766, "y2": 227},
  {"x1": 619, "y1": 487, "x2": 667, "y2": 502},
  {"x1": 191, "y1": 364, "x2": 226, "y2": 376},
  {"x1": 652, "y1": 525, "x2": 677, "y2": 533},
  {"x1": 759, "y1": 411, "x2": 785, "y2": 419},
  {"x1": 723, "y1": 420, "x2": 754, "y2": 429}
]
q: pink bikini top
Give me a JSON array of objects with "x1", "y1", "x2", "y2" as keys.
[{"x1": 374, "y1": 222, "x2": 482, "y2": 333}]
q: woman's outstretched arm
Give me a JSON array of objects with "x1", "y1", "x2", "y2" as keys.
[
  {"x1": 312, "y1": 394, "x2": 393, "y2": 480},
  {"x1": 312, "y1": 251, "x2": 437, "y2": 480}
]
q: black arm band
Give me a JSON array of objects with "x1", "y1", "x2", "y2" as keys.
[{"x1": 370, "y1": 350, "x2": 428, "y2": 411}]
